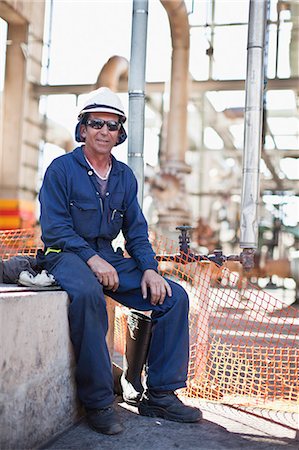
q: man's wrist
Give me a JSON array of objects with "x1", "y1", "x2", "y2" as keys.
[{"x1": 79, "y1": 248, "x2": 97, "y2": 263}]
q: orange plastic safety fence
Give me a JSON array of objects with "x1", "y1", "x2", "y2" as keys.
[
  {"x1": 115, "y1": 233, "x2": 299, "y2": 412},
  {"x1": 0, "y1": 228, "x2": 42, "y2": 259},
  {"x1": 1, "y1": 228, "x2": 298, "y2": 412}
]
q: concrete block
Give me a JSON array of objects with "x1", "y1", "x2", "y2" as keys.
[{"x1": 0, "y1": 288, "x2": 81, "y2": 450}]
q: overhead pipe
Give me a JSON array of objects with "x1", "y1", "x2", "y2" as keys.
[
  {"x1": 240, "y1": 0, "x2": 267, "y2": 269},
  {"x1": 95, "y1": 55, "x2": 129, "y2": 91},
  {"x1": 128, "y1": 0, "x2": 149, "y2": 206},
  {"x1": 44, "y1": 119, "x2": 73, "y2": 153},
  {"x1": 34, "y1": 77, "x2": 299, "y2": 97},
  {"x1": 160, "y1": 0, "x2": 190, "y2": 171}
]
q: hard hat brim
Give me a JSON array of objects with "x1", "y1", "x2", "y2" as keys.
[{"x1": 78, "y1": 105, "x2": 126, "y2": 122}]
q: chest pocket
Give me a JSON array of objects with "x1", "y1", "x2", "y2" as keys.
[
  {"x1": 70, "y1": 199, "x2": 101, "y2": 238},
  {"x1": 108, "y1": 193, "x2": 126, "y2": 237}
]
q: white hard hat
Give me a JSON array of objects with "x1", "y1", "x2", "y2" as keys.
[
  {"x1": 75, "y1": 87, "x2": 127, "y2": 145},
  {"x1": 78, "y1": 87, "x2": 126, "y2": 122}
]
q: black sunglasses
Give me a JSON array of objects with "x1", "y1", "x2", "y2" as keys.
[{"x1": 85, "y1": 118, "x2": 121, "y2": 132}]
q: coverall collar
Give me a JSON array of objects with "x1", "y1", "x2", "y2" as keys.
[{"x1": 72, "y1": 146, "x2": 125, "y2": 175}]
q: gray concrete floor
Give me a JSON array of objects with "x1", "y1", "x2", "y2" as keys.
[{"x1": 40, "y1": 397, "x2": 298, "y2": 450}]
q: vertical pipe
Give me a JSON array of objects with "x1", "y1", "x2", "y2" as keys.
[
  {"x1": 208, "y1": 0, "x2": 215, "y2": 80},
  {"x1": 240, "y1": 0, "x2": 267, "y2": 250},
  {"x1": 289, "y1": 1, "x2": 299, "y2": 77},
  {"x1": 274, "y1": 5, "x2": 280, "y2": 78},
  {"x1": 261, "y1": 0, "x2": 271, "y2": 171},
  {"x1": 160, "y1": 0, "x2": 190, "y2": 168},
  {"x1": 128, "y1": 0, "x2": 149, "y2": 207}
]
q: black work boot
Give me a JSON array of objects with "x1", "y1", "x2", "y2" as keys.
[
  {"x1": 86, "y1": 405, "x2": 124, "y2": 435},
  {"x1": 138, "y1": 390, "x2": 202, "y2": 423},
  {"x1": 121, "y1": 311, "x2": 152, "y2": 405}
]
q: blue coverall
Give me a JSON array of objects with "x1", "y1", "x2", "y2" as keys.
[{"x1": 38, "y1": 146, "x2": 189, "y2": 409}]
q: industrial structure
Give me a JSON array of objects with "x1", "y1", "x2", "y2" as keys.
[
  {"x1": 0, "y1": 0, "x2": 298, "y2": 281},
  {"x1": 0, "y1": 0, "x2": 299, "y2": 448}
]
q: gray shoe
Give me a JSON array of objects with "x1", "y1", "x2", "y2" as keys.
[
  {"x1": 86, "y1": 406, "x2": 124, "y2": 435},
  {"x1": 138, "y1": 390, "x2": 202, "y2": 423}
]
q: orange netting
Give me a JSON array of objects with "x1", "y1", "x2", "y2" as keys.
[
  {"x1": 1, "y1": 228, "x2": 298, "y2": 412},
  {"x1": 0, "y1": 228, "x2": 42, "y2": 259}
]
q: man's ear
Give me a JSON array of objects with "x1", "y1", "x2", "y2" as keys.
[{"x1": 80, "y1": 125, "x2": 87, "y2": 139}]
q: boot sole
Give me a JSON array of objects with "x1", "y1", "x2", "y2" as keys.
[
  {"x1": 138, "y1": 405, "x2": 202, "y2": 423},
  {"x1": 87, "y1": 420, "x2": 124, "y2": 435}
]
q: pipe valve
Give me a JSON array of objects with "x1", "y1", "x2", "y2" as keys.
[{"x1": 156, "y1": 226, "x2": 256, "y2": 270}]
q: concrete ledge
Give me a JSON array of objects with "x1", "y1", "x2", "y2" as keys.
[{"x1": 0, "y1": 286, "x2": 81, "y2": 450}]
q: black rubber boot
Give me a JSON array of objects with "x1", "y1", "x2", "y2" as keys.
[
  {"x1": 112, "y1": 362, "x2": 123, "y2": 396},
  {"x1": 120, "y1": 310, "x2": 152, "y2": 406}
]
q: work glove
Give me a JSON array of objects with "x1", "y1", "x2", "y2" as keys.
[
  {"x1": 0, "y1": 256, "x2": 37, "y2": 284},
  {"x1": 18, "y1": 270, "x2": 56, "y2": 287}
]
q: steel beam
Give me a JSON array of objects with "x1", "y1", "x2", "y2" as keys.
[{"x1": 32, "y1": 77, "x2": 299, "y2": 97}]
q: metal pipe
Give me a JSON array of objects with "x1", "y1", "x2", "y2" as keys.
[
  {"x1": 128, "y1": 0, "x2": 148, "y2": 207},
  {"x1": 289, "y1": 1, "x2": 299, "y2": 77},
  {"x1": 240, "y1": 0, "x2": 267, "y2": 250},
  {"x1": 150, "y1": 1, "x2": 191, "y2": 234},
  {"x1": 95, "y1": 55, "x2": 128, "y2": 91},
  {"x1": 33, "y1": 76, "x2": 299, "y2": 96},
  {"x1": 160, "y1": 0, "x2": 190, "y2": 168}
]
